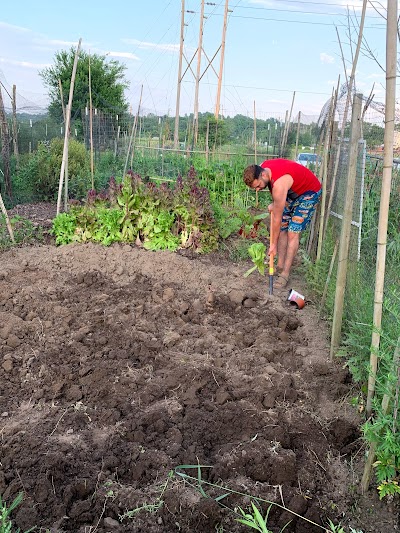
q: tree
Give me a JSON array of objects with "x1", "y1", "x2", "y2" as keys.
[
  {"x1": 40, "y1": 49, "x2": 130, "y2": 121},
  {"x1": 198, "y1": 113, "x2": 229, "y2": 148}
]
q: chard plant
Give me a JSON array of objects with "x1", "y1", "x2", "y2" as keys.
[
  {"x1": 244, "y1": 242, "x2": 267, "y2": 277},
  {"x1": 52, "y1": 167, "x2": 219, "y2": 253}
]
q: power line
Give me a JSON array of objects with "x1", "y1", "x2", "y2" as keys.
[
  {"x1": 182, "y1": 79, "x2": 332, "y2": 96},
  {"x1": 203, "y1": 12, "x2": 386, "y2": 28},
  {"x1": 232, "y1": 4, "x2": 383, "y2": 19}
]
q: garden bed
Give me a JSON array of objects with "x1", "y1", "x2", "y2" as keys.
[{"x1": 0, "y1": 208, "x2": 397, "y2": 532}]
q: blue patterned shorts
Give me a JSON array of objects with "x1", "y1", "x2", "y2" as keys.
[{"x1": 281, "y1": 190, "x2": 322, "y2": 233}]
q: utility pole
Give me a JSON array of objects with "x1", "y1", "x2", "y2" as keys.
[
  {"x1": 215, "y1": 0, "x2": 229, "y2": 120},
  {"x1": 193, "y1": 0, "x2": 205, "y2": 145},
  {"x1": 174, "y1": 0, "x2": 185, "y2": 150}
]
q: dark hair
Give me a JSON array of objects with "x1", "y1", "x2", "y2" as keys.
[{"x1": 254, "y1": 165, "x2": 264, "y2": 178}]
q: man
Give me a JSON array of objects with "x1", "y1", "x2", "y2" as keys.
[{"x1": 243, "y1": 159, "x2": 321, "y2": 288}]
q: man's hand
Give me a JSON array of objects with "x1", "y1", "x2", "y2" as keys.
[
  {"x1": 268, "y1": 203, "x2": 273, "y2": 213},
  {"x1": 268, "y1": 243, "x2": 277, "y2": 256}
]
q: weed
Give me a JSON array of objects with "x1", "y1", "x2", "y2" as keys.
[
  {"x1": 119, "y1": 470, "x2": 174, "y2": 522},
  {"x1": 173, "y1": 464, "x2": 362, "y2": 533},
  {"x1": 236, "y1": 501, "x2": 290, "y2": 532},
  {"x1": 0, "y1": 492, "x2": 35, "y2": 532},
  {"x1": 0, "y1": 215, "x2": 43, "y2": 249}
]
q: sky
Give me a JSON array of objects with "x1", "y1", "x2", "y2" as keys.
[{"x1": 0, "y1": 0, "x2": 397, "y2": 122}]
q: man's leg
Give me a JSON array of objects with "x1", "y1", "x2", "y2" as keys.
[
  {"x1": 277, "y1": 230, "x2": 288, "y2": 270},
  {"x1": 280, "y1": 231, "x2": 300, "y2": 280}
]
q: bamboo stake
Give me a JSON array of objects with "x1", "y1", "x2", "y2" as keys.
[
  {"x1": 294, "y1": 111, "x2": 301, "y2": 160},
  {"x1": 0, "y1": 191, "x2": 15, "y2": 242},
  {"x1": 330, "y1": 93, "x2": 363, "y2": 359},
  {"x1": 11, "y1": 85, "x2": 19, "y2": 162},
  {"x1": 0, "y1": 84, "x2": 12, "y2": 198},
  {"x1": 205, "y1": 120, "x2": 209, "y2": 162},
  {"x1": 362, "y1": 337, "x2": 400, "y2": 493},
  {"x1": 130, "y1": 85, "x2": 143, "y2": 170},
  {"x1": 366, "y1": 0, "x2": 397, "y2": 417},
  {"x1": 280, "y1": 111, "x2": 288, "y2": 157},
  {"x1": 58, "y1": 79, "x2": 66, "y2": 122},
  {"x1": 281, "y1": 92, "x2": 295, "y2": 156},
  {"x1": 253, "y1": 100, "x2": 257, "y2": 163},
  {"x1": 123, "y1": 85, "x2": 143, "y2": 177},
  {"x1": 88, "y1": 51, "x2": 94, "y2": 189},
  {"x1": 57, "y1": 38, "x2": 82, "y2": 215}
]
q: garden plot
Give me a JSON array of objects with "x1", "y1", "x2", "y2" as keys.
[{"x1": 0, "y1": 242, "x2": 396, "y2": 532}]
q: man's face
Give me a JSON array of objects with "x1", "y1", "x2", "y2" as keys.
[{"x1": 251, "y1": 176, "x2": 268, "y2": 192}]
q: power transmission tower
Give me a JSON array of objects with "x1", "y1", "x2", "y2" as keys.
[{"x1": 173, "y1": 0, "x2": 231, "y2": 148}]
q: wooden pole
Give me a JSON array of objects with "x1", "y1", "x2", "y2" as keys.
[
  {"x1": 88, "y1": 52, "x2": 94, "y2": 189},
  {"x1": 57, "y1": 38, "x2": 82, "y2": 215},
  {"x1": 0, "y1": 191, "x2": 14, "y2": 242},
  {"x1": 330, "y1": 93, "x2": 363, "y2": 359},
  {"x1": 174, "y1": 0, "x2": 185, "y2": 150},
  {"x1": 366, "y1": 0, "x2": 397, "y2": 417},
  {"x1": 11, "y1": 85, "x2": 19, "y2": 162},
  {"x1": 193, "y1": 0, "x2": 205, "y2": 145},
  {"x1": 215, "y1": 0, "x2": 229, "y2": 120}
]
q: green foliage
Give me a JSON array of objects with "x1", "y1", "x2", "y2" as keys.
[
  {"x1": 244, "y1": 242, "x2": 267, "y2": 277},
  {"x1": 0, "y1": 215, "x2": 43, "y2": 249},
  {"x1": 39, "y1": 48, "x2": 129, "y2": 121},
  {"x1": 12, "y1": 139, "x2": 90, "y2": 201},
  {"x1": 198, "y1": 114, "x2": 230, "y2": 148},
  {"x1": 52, "y1": 168, "x2": 219, "y2": 253},
  {"x1": 236, "y1": 502, "x2": 281, "y2": 533},
  {"x1": 303, "y1": 160, "x2": 400, "y2": 500},
  {"x1": 51, "y1": 211, "x2": 78, "y2": 245},
  {"x1": 0, "y1": 492, "x2": 35, "y2": 532}
]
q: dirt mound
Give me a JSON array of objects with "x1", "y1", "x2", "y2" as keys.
[{"x1": 0, "y1": 240, "x2": 397, "y2": 532}]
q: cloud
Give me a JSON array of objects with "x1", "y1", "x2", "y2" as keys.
[
  {"x1": 320, "y1": 53, "x2": 334, "y2": 64},
  {"x1": 0, "y1": 21, "x2": 30, "y2": 33},
  {"x1": 0, "y1": 57, "x2": 49, "y2": 69},
  {"x1": 122, "y1": 38, "x2": 180, "y2": 53},
  {"x1": 106, "y1": 51, "x2": 140, "y2": 61},
  {"x1": 366, "y1": 72, "x2": 385, "y2": 79}
]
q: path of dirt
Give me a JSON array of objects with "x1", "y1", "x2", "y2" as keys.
[{"x1": 0, "y1": 204, "x2": 398, "y2": 532}]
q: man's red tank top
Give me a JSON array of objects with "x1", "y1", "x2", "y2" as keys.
[{"x1": 260, "y1": 159, "x2": 321, "y2": 196}]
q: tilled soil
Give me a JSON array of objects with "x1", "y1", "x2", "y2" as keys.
[{"x1": 0, "y1": 206, "x2": 398, "y2": 532}]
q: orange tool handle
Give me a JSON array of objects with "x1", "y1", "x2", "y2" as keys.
[{"x1": 269, "y1": 212, "x2": 274, "y2": 294}]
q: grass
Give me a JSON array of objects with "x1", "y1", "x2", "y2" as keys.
[{"x1": 0, "y1": 493, "x2": 35, "y2": 533}]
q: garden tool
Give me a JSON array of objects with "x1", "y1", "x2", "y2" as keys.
[{"x1": 269, "y1": 212, "x2": 274, "y2": 295}]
